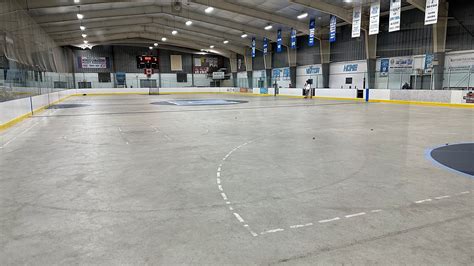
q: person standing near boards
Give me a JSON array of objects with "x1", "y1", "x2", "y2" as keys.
[{"x1": 304, "y1": 79, "x2": 312, "y2": 99}]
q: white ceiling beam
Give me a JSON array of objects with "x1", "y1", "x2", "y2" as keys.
[
  {"x1": 33, "y1": 5, "x2": 278, "y2": 41},
  {"x1": 289, "y1": 0, "x2": 352, "y2": 24},
  {"x1": 407, "y1": 0, "x2": 426, "y2": 11},
  {"x1": 190, "y1": 0, "x2": 309, "y2": 34}
]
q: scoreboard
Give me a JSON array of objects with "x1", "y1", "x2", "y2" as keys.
[{"x1": 137, "y1": 55, "x2": 159, "y2": 69}]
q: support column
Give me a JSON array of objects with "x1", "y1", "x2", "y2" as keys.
[
  {"x1": 320, "y1": 39, "x2": 331, "y2": 88},
  {"x1": 288, "y1": 46, "x2": 297, "y2": 88},
  {"x1": 432, "y1": 0, "x2": 449, "y2": 90},
  {"x1": 229, "y1": 53, "x2": 238, "y2": 87},
  {"x1": 244, "y1": 48, "x2": 253, "y2": 89},
  {"x1": 263, "y1": 45, "x2": 273, "y2": 88},
  {"x1": 365, "y1": 32, "x2": 377, "y2": 90}
]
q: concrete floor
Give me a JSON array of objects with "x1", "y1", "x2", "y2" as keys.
[{"x1": 0, "y1": 94, "x2": 473, "y2": 265}]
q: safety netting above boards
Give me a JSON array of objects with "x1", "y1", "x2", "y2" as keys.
[{"x1": 0, "y1": 0, "x2": 70, "y2": 72}]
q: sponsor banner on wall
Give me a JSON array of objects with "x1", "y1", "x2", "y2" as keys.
[
  {"x1": 343, "y1": 64, "x2": 359, "y2": 72},
  {"x1": 277, "y1": 29, "x2": 283, "y2": 53},
  {"x1": 446, "y1": 53, "x2": 474, "y2": 71},
  {"x1": 290, "y1": 28, "x2": 297, "y2": 49},
  {"x1": 329, "y1": 15, "x2": 337, "y2": 43},
  {"x1": 237, "y1": 58, "x2": 246, "y2": 72},
  {"x1": 369, "y1": 1, "x2": 380, "y2": 35},
  {"x1": 306, "y1": 65, "x2": 320, "y2": 75},
  {"x1": 380, "y1": 58, "x2": 390, "y2": 76},
  {"x1": 272, "y1": 68, "x2": 290, "y2": 81},
  {"x1": 309, "y1": 19, "x2": 315, "y2": 47},
  {"x1": 352, "y1": 6, "x2": 362, "y2": 38},
  {"x1": 425, "y1": 0, "x2": 439, "y2": 25},
  {"x1": 424, "y1": 54, "x2": 434, "y2": 74},
  {"x1": 78, "y1": 56, "x2": 109, "y2": 69},
  {"x1": 389, "y1": 0, "x2": 401, "y2": 32},
  {"x1": 463, "y1": 91, "x2": 474, "y2": 104},
  {"x1": 252, "y1": 37, "x2": 256, "y2": 58},
  {"x1": 390, "y1": 57, "x2": 413, "y2": 73},
  {"x1": 193, "y1": 66, "x2": 209, "y2": 74},
  {"x1": 263, "y1": 37, "x2": 268, "y2": 55}
]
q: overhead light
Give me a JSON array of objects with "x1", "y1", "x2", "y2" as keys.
[
  {"x1": 81, "y1": 34, "x2": 87, "y2": 38},
  {"x1": 149, "y1": 46, "x2": 153, "y2": 50},
  {"x1": 210, "y1": 45, "x2": 215, "y2": 48},
  {"x1": 241, "y1": 33, "x2": 248, "y2": 38},
  {"x1": 205, "y1": 6, "x2": 214, "y2": 13},
  {"x1": 80, "y1": 25, "x2": 86, "y2": 31},
  {"x1": 76, "y1": 13, "x2": 84, "y2": 20},
  {"x1": 200, "y1": 49, "x2": 205, "y2": 51},
  {"x1": 264, "y1": 24, "x2": 273, "y2": 30},
  {"x1": 223, "y1": 40, "x2": 229, "y2": 44},
  {"x1": 83, "y1": 40, "x2": 88, "y2": 44},
  {"x1": 154, "y1": 43, "x2": 158, "y2": 47},
  {"x1": 74, "y1": 0, "x2": 80, "y2": 3},
  {"x1": 185, "y1": 20, "x2": 193, "y2": 26},
  {"x1": 297, "y1": 12, "x2": 308, "y2": 19},
  {"x1": 161, "y1": 37, "x2": 167, "y2": 42},
  {"x1": 172, "y1": 30, "x2": 178, "y2": 35}
]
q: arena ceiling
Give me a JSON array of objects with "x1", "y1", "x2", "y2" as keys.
[{"x1": 21, "y1": 0, "x2": 415, "y2": 57}]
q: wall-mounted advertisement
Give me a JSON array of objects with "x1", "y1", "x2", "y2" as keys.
[
  {"x1": 272, "y1": 68, "x2": 290, "y2": 81},
  {"x1": 369, "y1": 1, "x2": 380, "y2": 35},
  {"x1": 305, "y1": 65, "x2": 320, "y2": 75},
  {"x1": 78, "y1": 56, "x2": 109, "y2": 69},
  {"x1": 425, "y1": 0, "x2": 439, "y2": 25},
  {"x1": 380, "y1": 58, "x2": 389, "y2": 76},
  {"x1": 424, "y1": 54, "x2": 434, "y2": 74},
  {"x1": 446, "y1": 53, "x2": 474, "y2": 71},
  {"x1": 309, "y1": 19, "x2": 315, "y2": 47},
  {"x1": 193, "y1": 57, "x2": 218, "y2": 74},
  {"x1": 352, "y1": 6, "x2": 362, "y2": 38},
  {"x1": 290, "y1": 28, "x2": 297, "y2": 49},
  {"x1": 343, "y1": 64, "x2": 359, "y2": 72},
  {"x1": 329, "y1": 16, "x2": 337, "y2": 43},
  {"x1": 237, "y1": 57, "x2": 246, "y2": 72},
  {"x1": 389, "y1": 0, "x2": 401, "y2": 32},
  {"x1": 389, "y1": 57, "x2": 413, "y2": 73}
]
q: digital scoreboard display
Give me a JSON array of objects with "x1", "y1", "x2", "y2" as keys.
[{"x1": 137, "y1": 55, "x2": 159, "y2": 69}]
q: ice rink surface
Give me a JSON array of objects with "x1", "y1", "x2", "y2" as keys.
[{"x1": 0, "y1": 94, "x2": 473, "y2": 264}]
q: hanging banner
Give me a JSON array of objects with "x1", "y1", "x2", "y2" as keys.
[
  {"x1": 352, "y1": 6, "x2": 362, "y2": 38},
  {"x1": 251, "y1": 37, "x2": 256, "y2": 58},
  {"x1": 263, "y1": 37, "x2": 268, "y2": 55},
  {"x1": 309, "y1": 19, "x2": 315, "y2": 47},
  {"x1": 277, "y1": 29, "x2": 283, "y2": 53},
  {"x1": 389, "y1": 0, "x2": 401, "y2": 32},
  {"x1": 290, "y1": 28, "x2": 297, "y2": 49},
  {"x1": 369, "y1": 1, "x2": 380, "y2": 35},
  {"x1": 425, "y1": 0, "x2": 439, "y2": 25},
  {"x1": 329, "y1": 15, "x2": 337, "y2": 43}
]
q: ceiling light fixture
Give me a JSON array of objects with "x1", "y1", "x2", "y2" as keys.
[
  {"x1": 77, "y1": 13, "x2": 84, "y2": 20},
  {"x1": 161, "y1": 37, "x2": 167, "y2": 42},
  {"x1": 172, "y1": 30, "x2": 178, "y2": 35},
  {"x1": 154, "y1": 43, "x2": 158, "y2": 47},
  {"x1": 223, "y1": 40, "x2": 229, "y2": 44},
  {"x1": 210, "y1": 45, "x2": 215, "y2": 48},
  {"x1": 241, "y1": 33, "x2": 248, "y2": 38},
  {"x1": 81, "y1": 34, "x2": 87, "y2": 38},
  {"x1": 185, "y1": 20, "x2": 193, "y2": 26},
  {"x1": 297, "y1": 12, "x2": 308, "y2": 19},
  {"x1": 83, "y1": 40, "x2": 88, "y2": 44},
  {"x1": 149, "y1": 46, "x2": 153, "y2": 50},
  {"x1": 205, "y1": 6, "x2": 214, "y2": 13},
  {"x1": 80, "y1": 25, "x2": 86, "y2": 31},
  {"x1": 264, "y1": 24, "x2": 273, "y2": 30}
]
